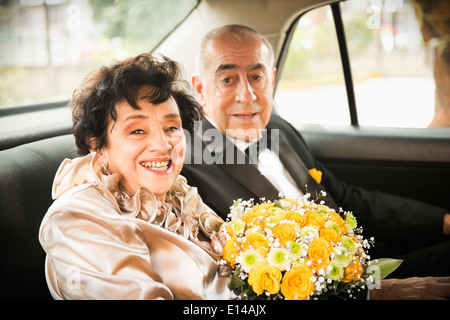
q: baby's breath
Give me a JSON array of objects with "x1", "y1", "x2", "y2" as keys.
[{"x1": 222, "y1": 194, "x2": 388, "y2": 300}]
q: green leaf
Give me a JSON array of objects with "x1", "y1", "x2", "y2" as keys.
[
  {"x1": 273, "y1": 201, "x2": 282, "y2": 209},
  {"x1": 227, "y1": 274, "x2": 245, "y2": 290},
  {"x1": 364, "y1": 258, "x2": 403, "y2": 281}
]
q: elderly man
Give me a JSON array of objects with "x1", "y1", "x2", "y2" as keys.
[{"x1": 181, "y1": 24, "x2": 450, "y2": 298}]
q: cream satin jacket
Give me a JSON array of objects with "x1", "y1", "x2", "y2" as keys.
[{"x1": 39, "y1": 153, "x2": 233, "y2": 300}]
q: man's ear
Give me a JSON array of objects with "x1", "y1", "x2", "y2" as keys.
[
  {"x1": 271, "y1": 67, "x2": 277, "y2": 87},
  {"x1": 191, "y1": 74, "x2": 206, "y2": 106}
]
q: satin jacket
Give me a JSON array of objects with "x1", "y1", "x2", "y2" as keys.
[{"x1": 39, "y1": 153, "x2": 233, "y2": 300}]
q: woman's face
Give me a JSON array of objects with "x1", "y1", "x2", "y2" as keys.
[{"x1": 98, "y1": 94, "x2": 186, "y2": 202}]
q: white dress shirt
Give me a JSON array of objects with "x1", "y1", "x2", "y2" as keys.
[{"x1": 205, "y1": 116, "x2": 303, "y2": 199}]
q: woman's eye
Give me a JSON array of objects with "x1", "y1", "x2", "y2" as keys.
[
  {"x1": 130, "y1": 128, "x2": 146, "y2": 134},
  {"x1": 166, "y1": 126, "x2": 180, "y2": 133}
]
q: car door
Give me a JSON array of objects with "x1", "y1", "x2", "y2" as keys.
[{"x1": 274, "y1": 0, "x2": 450, "y2": 211}]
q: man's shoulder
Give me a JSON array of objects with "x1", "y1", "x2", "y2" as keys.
[
  {"x1": 268, "y1": 114, "x2": 297, "y2": 133},
  {"x1": 268, "y1": 114, "x2": 288, "y2": 126},
  {"x1": 268, "y1": 114, "x2": 306, "y2": 144}
]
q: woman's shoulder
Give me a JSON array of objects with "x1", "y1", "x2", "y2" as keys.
[
  {"x1": 39, "y1": 184, "x2": 141, "y2": 248},
  {"x1": 41, "y1": 184, "x2": 119, "y2": 231}
]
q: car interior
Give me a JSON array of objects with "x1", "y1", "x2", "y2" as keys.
[{"x1": 1, "y1": 0, "x2": 449, "y2": 299}]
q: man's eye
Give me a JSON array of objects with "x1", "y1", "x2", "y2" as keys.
[
  {"x1": 251, "y1": 75, "x2": 262, "y2": 81},
  {"x1": 221, "y1": 76, "x2": 236, "y2": 85}
]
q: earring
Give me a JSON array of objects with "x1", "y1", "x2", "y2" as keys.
[{"x1": 101, "y1": 163, "x2": 110, "y2": 175}]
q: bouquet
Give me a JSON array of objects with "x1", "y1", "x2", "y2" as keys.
[{"x1": 220, "y1": 194, "x2": 401, "y2": 300}]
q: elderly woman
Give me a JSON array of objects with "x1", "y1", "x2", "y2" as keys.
[{"x1": 39, "y1": 53, "x2": 232, "y2": 300}]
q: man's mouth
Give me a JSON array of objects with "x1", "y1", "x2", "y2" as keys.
[
  {"x1": 233, "y1": 112, "x2": 258, "y2": 119},
  {"x1": 140, "y1": 160, "x2": 171, "y2": 171}
]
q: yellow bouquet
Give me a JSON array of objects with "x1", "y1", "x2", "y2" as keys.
[{"x1": 220, "y1": 194, "x2": 401, "y2": 300}]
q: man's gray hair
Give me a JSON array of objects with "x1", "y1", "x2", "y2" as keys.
[{"x1": 195, "y1": 24, "x2": 275, "y2": 75}]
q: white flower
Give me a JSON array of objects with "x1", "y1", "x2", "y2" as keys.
[
  {"x1": 328, "y1": 259, "x2": 344, "y2": 280},
  {"x1": 267, "y1": 247, "x2": 291, "y2": 271},
  {"x1": 236, "y1": 250, "x2": 264, "y2": 273},
  {"x1": 300, "y1": 226, "x2": 319, "y2": 239}
]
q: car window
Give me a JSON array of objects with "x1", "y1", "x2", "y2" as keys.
[
  {"x1": 275, "y1": 4, "x2": 350, "y2": 126},
  {"x1": 275, "y1": 0, "x2": 437, "y2": 129},
  {"x1": 0, "y1": 0, "x2": 198, "y2": 108}
]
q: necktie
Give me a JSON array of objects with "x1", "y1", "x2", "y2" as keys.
[{"x1": 245, "y1": 130, "x2": 273, "y2": 164}]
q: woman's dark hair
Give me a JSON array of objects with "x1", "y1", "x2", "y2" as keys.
[{"x1": 71, "y1": 53, "x2": 202, "y2": 155}]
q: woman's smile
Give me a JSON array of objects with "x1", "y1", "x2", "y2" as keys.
[
  {"x1": 98, "y1": 94, "x2": 186, "y2": 201},
  {"x1": 140, "y1": 159, "x2": 172, "y2": 172}
]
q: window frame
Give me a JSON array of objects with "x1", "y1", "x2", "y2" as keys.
[
  {"x1": 275, "y1": 1, "x2": 359, "y2": 126},
  {"x1": 331, "y1": 2, "x2": 358, "y2": 126}
]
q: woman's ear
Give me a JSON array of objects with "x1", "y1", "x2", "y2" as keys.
[
  {"x1": 86, "y1": 137, "x2": 109, "y2": 169},
  {"x1": 86, "y1": 137, "x2": 99, "y2": 153}
]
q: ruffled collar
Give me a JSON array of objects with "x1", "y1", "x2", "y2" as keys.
[{"x1": 52, "y1": 153, "x2": 225, "y2": 260}]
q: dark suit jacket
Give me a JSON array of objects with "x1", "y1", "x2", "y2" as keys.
[{"x1": 182, "y1": 116, "x2": 447, "y2": 256}]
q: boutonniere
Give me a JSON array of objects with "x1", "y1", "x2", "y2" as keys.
[{"x1": 308, "y1": 168, "x2": 323, "y2": 184}]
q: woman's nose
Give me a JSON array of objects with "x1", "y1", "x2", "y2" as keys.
[
  {"x1": 147, "y1": 129, "x2": 172, "y2": 153},
  {"x1": 235, "y1": 79, "x2": 256, "y2": 104}
]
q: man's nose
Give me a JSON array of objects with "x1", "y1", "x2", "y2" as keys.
[{"x1": 235, "y1": 79, "x2": 256, "y2": 104}]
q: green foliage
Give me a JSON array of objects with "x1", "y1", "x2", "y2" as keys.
[{"x1": 89, "y1": 0, "x2": 197, "y2": 60}]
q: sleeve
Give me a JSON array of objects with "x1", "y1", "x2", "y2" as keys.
[
  {"x1": 276, "y1": 116, "x2": 447, "y2": 248},
  {"x1": 318, "y1": 161, "x2": 447, "y2": 248},
  {"x1": 39, "y1": 188, "x2": 174, "y2": 300}
]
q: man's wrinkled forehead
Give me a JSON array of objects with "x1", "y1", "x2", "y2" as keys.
[
  {"x1": 210, "y1": 41, "x2": 271, "y2": 71},
  {"x1": 201, "y1": 32, "x2": 273, "y2": 73}
]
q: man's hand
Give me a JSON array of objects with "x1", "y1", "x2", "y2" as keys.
[{"x1": 370, "y1": 277, "x2": 450, "y2": 300}]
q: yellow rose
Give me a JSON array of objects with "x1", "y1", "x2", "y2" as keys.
[
  {"x1": 241, "y1": 202, "x2": 276, "y2": 228},
  {"x1": 285, "y1": 211, "x2": 306, "y2": 228},
  {"x1": 247, "y1": 203, "x2": 275, "y2": 217},
  {"x1": 307, "y1": 237, "x2": 333, "y2": 269},
  {"x1": 320, "y1": 226, "x2": 341, "y2": 245},
  {"x1": 328, "y1": 211, "x2": 347, "y2": 234},
  {"x1": 273, "y1": 222, "x2": 297, "y2": 245},
  {"x1": 262, "y1": 208, "x2": 285, "y2": 228},
  {"x1": 222, "y1": 237, "x2": 240, "y2": 267},
  {"x1": 254, "y1": 202, "x2": 275, "y2": 211},
  {"x1": 243, "y1": 231, "x2": 270, "y2": 256},
  {"x1": 248, "y1": 261, "x2": 282, "y2": 295},
  {"x1": 241, "y1": 210, "x2": 262, "y2": 226},
  {"x1": 342, "y1": 258, "x2": 364, "y2": 283},
  {"x1": 281, "y1": 266, "x2": 315, "y2": 300},
  {"x1": 305, "y1": 210, "x2": 325, "y2": 229}
]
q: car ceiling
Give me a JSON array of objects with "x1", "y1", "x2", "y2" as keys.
[{"x1": 154, "y1": 0, "x2": 338, "y2": 80}]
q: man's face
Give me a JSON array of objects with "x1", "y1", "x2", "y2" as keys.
[{"x1": 193, "y1": 33, "x2": 276, "y2": 142}]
